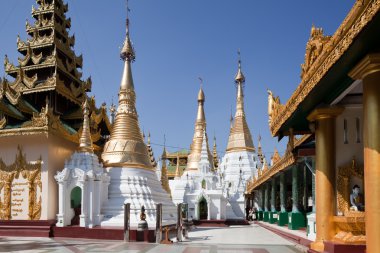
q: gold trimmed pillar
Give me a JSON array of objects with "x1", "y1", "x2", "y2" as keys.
[
  {"x1": 307, "y1": 107, "x2": 343, "y2": 252},
  {"x1": 349, "y1": 53, "x2": 380, "y2": 253}
]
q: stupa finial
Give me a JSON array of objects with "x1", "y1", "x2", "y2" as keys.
[
  {"x1": 120, "y1": 0, "x2": 135, "y2": 62},
  {"x1": 235, "y1": 49, "x2": 245, "y2": 83}
]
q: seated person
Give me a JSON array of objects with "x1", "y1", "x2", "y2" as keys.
[{"x1": 350, "y1": 185, "x2": 364, "y2": 211}]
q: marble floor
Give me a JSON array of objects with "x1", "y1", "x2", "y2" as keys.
[{"x1": 0, "y1": 224, "x2": 307, "y2": 253}]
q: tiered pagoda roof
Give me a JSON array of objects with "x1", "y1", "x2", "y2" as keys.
[{"x1": 0, "y1": 0, "x2": 111, "y2": 149}]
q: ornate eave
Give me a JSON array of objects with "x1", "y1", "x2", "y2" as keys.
[
  {"x1": 269, "y1": 1, "x2": 380, "y2": 137},
  {"x1": 246, "y1": 134, "x2": 311, "y2": 193}
]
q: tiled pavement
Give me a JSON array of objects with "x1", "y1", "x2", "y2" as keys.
[{"x1": 0, "y1": 224, "x2": 307, "y2": 253}]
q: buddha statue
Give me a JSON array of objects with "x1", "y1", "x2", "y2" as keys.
[{"x1": 350, "y1": 185, "x2": 364, "y2": 211}]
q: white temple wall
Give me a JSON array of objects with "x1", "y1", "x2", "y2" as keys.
[
  {"x1": 335, "y1": 106, "x2": 364, "y2": 167},
  {"x1": 335, "y1": 106, "x2": 364, "y2": 190},
  {"x1": 0, "y1": 134, "x2": 76, "y2": 220},
  {"x1": 47, "y1": 134, "x2": 77, "y2": 220}
]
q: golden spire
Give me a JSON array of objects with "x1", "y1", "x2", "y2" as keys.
[
  {"x1": 186, "y1": 81, "x2": 214, "y2": 172},
  {"x1": 226, "y1": 51, "x2": 254, "y2": 153},
  {"x1": 101, "y1": 2, "x2": 152, "y2": 169},
  {"x1": 160, "y1": 138, "x2": 171, "y2": 196},
  {"x1": 175, "y1": 153, "x2": 181, "y2": 179},
  {"x1": 79, "y1": 98, "x2": 94, "y2": 153},
  {"x1": 197, "y1": 78, "x2": 205, "y2": 122},
  {"x1": 212, "y1": 135, "x2": 219, "y2": 169}
]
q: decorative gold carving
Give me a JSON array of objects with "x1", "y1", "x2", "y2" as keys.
[
  {"x1": 301, "y1": 25, "x2": 331, "y2": 79},
  {"x1": 334, "y1": 232, "x2": 366, "y2": 245},
  {"x1": 271, "y1": 147, "x2": 281, "y2": 165},
  {"x1": 333, "y1": 216, "x2": 366, "y2": 243},
  {"x1": 337, "y1": 158, "x2": 364, "y2": 215},
  {"x1": 267, "y1": 89, "x2": 283, "y2": 126},
  {"x1": 20, "y1": 99, "x2": 79, "y2": 143},
  {"x1": 17, "y1": 32, "x2": 54, "y2": 51},
  {"x1": 17, "y1": 45, "x2": 42, "y2": 67},
  {"x1": 270, "y1": 1, "x2": 380, "y2": 136},
  {"x1": 4, "y1": 55, "x2": 17, "y2": 72},
  {"x1": 0, "y1": 146, "x2": 42, "y2": 220},
  {"x1": 0, "y1": 116, "x2": 6, "y2": 129}
]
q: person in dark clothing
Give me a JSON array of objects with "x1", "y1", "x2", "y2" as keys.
[{"x1": 245, "y1": 205, "x2": 250, "y2": 220}]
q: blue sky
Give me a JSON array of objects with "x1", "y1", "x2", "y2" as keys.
[{"x1": 0, "y1": 1, "x2": 355, "y2": 160}]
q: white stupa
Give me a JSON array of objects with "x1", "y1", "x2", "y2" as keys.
[
  {"x1": 170, "y1": 87, "x2": 229, "y2": 220},
  {"x1": 100, "y1": 7, "x2": 176, "y2": 228},
  {"x1": 55, "y1": 99, "x2": 110, "y2": 228},
  {"x1": 219, "y1": 53, "x2": 260, "y2": 218}
]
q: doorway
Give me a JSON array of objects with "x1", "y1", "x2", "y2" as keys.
[
  {"x1": 199, "y1": 196, "x2": 208, "y2": 220},
  {"x1": 70, "y1": 186, "x2": 82, "y2": 225}
]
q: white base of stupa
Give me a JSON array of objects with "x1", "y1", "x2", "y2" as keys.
[{"x1": 101, "y1": 167, "x2": 177, "y2": 229}]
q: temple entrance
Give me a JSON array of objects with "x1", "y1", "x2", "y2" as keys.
[
  {"x1": 199, "y1": 196, "x2": 208, "y2": 220},
  {"x1": 70, "y1": 187, "x2": 82, "y2": 226}
]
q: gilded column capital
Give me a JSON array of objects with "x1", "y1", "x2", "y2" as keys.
[
  {"x1": 307, "y1": 107, "x2": 344, "y2": 122},
  {"x1": 349, "y1": 53, "x2": 380, "y2": 80}
]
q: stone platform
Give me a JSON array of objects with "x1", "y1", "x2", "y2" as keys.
[{"x1": 0, "y1": 220, "x2": 55, "y2": 237}]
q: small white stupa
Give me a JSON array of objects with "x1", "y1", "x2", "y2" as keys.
[
  {"x1": 55, "y1": 99, "x2": 110, "y2": 228},
  {"x1": 100, "y1": 5, "x2": 176, "y2": 228},
  {"x1": 170, "y1": 87, "x2": 226, "y2": 220}
]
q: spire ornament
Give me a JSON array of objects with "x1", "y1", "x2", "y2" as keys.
[
  {"x1": 79, "y1": 98, "x2": 94, "y2": 153},
  {"x1": 120, "y1": 0, "x2": 135, "y2": 62},
  {"x1": 235, "y1": 49, "x2": 245, "y2": 83},
  {"x1": 213, "y1": 135, "x2": 219, "y2": 169},
  {"x1": 160, "y1": 136, "x2": 171, "y2": 196}
]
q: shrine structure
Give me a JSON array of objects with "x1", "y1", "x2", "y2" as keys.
[
  {"x1": 0, "y1": 0, "x2": 110, "y2": 234},
  {"x1": 246, "y1": 2, "x2": 380, "y2": 253}
]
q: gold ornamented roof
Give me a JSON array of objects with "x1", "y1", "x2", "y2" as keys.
[
  {"x1": 226, "y1": 55, "x2": 255, "y2": 153},
  {"x1": 269, "y1": 1, "x2": 379, "y2": 136},
  {"x1": 246, "y1": 134, "x2": 311, "y2": 193},
  {"x1": 101, "y1": 10, "x2": 152, "y2": 170},
  {"x1": 0, "y1": 0, "x2": 110, "y2": 150},
  {"x1": 271, "y1": 147, "x2": 281, "y2": 165},
  {"x1": 185, "y1": 86, "x2": 214, "y2": 172}
]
